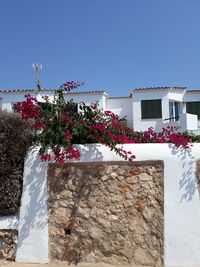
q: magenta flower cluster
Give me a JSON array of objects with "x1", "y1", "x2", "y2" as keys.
[{"x1": 15, "y1": 81, "x2": 192, "y2": 163}]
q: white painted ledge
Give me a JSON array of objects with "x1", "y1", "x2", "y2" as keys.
[
  {"x1": 15, "y1": 146, "x2": 49, "y2": 263},
  {"x1": 0, "y1": 216, "x2": 19, "y2": 229},
  {"x1": 15, "y1": 143, "x2": 200, "y2": 266}
]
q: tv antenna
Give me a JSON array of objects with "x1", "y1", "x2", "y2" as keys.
[{"x1": 32, "y1": 63, "x2": 42, "y2": 90}]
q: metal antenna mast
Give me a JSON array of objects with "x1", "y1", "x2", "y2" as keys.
[{"x1": 32, "y1": 63, "x2": 42, "y2": 90}]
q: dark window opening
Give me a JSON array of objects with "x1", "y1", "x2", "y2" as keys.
[
  {"x1": 141, "y1": 99, "x2": 162, "y2": 119},
  {"x1": 168, "y1": 101, "x2": 180, "y2": 122},
  {"x1": 186, "y1": 102, "x2": 200, "y2": 119}
]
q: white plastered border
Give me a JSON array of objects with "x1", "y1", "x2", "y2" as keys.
[{"x1": 12, "y1": 143, "x2": 200, "y2": 266}]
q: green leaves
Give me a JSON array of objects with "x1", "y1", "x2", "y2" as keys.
[{"x1": 18, "y1": 88, "x2": 137, "y2": 162}]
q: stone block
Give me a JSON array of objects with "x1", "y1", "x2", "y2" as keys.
[{"x1": 47, "y1": 161, "x2": 163, "y2": 265}]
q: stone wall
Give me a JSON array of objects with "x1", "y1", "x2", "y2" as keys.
[
  {"x1": 0, "y1": 230, "x2": 18, "y2": 261},
  {"x1": 196, "y1": 160, "x2": 200, "y2": 196},
  {"x1": 47, "y1": 161, "x2": 164, "y2": 266}
]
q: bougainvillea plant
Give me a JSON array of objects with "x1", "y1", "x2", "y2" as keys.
[{"x1": 15, "y1": 81, "x2": 192, "y2": 163}]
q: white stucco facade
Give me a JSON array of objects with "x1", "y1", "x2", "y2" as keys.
[
  {"x1": 1, "y1": 143, "x2": 200, "y2": 266},
  {"x1": 106, "y1": 96, "x2": 133, "y2": 127},
  {"x1": 1, "y1": 86, "x2": 200, "y2": 132}
]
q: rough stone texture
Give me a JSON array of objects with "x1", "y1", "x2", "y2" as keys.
[
  {"x1": 196, "y1": 160, "x2": 200, "y2": 196},
  {"x1": 0, "y1": 230, "x2": 18, "y2": 261},
  {"x1": 47, "y1": 161, "x2": 164, "y2": 266}
]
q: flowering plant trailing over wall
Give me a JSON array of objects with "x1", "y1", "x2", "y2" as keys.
[{"x1": 15, "y1": 82, "x2": 192, "y2": 163}]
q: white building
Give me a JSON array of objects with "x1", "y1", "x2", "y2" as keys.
[{"x1": 0, "y1": 86, "x2": 200, "y2": 132}]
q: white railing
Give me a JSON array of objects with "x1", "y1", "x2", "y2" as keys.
[{"x1": 162, "y1": 113, "x2": 198, "y2": 132}]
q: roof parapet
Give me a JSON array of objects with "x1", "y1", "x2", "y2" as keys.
[
  {"x1": 0, "y1": 89, "x2": 109, "y2": 97},
  {"x1": 132, "y1": 86, "x2": 187, "y2": 92}
]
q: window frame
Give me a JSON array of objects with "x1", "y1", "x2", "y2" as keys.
[
  {"x1": 141, "y1": 99, "x2": 162, "y2": 120},
  {"x1": 169, "y1": 101, "x2": 180, "y2": 121},
  {"x1": 186, "y1": 101, "x2": 200, "y2": 119}
]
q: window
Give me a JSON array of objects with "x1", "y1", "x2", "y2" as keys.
[
  {"x1": 141, "y1": 99, "x2": 162, "y2": 119},
  {"x1": 186, "y1": 102, "x2": 200, "y2": 119},
  {"x1": 169, "y1": 101, "x2": 180, "y2": 121}
]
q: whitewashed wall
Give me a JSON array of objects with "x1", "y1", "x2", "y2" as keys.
[
  {"x1": 184, "y1": 92, "x2": 200, "y2": 128},
  {"x1": 167, "y1": 89, "x2": 186, "y2": 102},
  {"x1": 184, "y1": 92, "x2": 200, "y2": 102},
  {"x1": 132, "y1": 90, "x2": 170, "y2": 131},
  {"x1": 1, "y1": 91, "x2": 108, "y2": 112},
  {"x1": 131, "y1": 89, "x2": 198, "y2": 132},
  {"x1": 0, "y1": 91, "x2": 55, "y2": 111},
  {"x1": 6, "y1": 143, "x2": 200, "y2": 266},
  {"x1": 180, "y1": 113, "x2": 198, "y2": 131},
  {"x1": 1, "y1": 92, "x2": 37, "y2": 111},
  {"x1": 64, "y1": 92, "x2": 107, "y2": 110},
  {"x1": 106, "y1": 97, "x2": 133, "y2": 127},
  {"x1": 0, "y1": 216, "x2": 19, "y2": 229},
  {"x1": 2, "y1": 89, "x2": 200, "y2": 133}
]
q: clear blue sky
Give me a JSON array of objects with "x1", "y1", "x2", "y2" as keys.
[{"x1": 1, "y1": 0, "x2": 200, "y2": 96}]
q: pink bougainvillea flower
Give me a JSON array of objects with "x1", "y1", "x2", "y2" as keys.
[
  {"x1": 15, "y1": 83, "x2": 192, "y2": 164},
  {"x1": 40, "y1": 154, "x2": 51, "y2": 162},
  {"x1": 65, "y1": 130, "x2": 72, "y2": 141}
]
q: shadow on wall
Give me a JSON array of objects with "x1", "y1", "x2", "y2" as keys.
[
  {"x1": 76, "y1": 144, "x2": 104, "y2": 162},
  {"x1": 0, "y1": 215, "x2": 19, "y2": 229},
  {"x1": 169, "y1": 144, "x2": 197, "y2": 202},
  {"x1": 47, "y1": 145, "x2": 104, "y2": 264},
  {"x1": 48, "y1": 164, "x2": 102, "y2": 264},
  {"x1": 16, "y1": 146, "x2": 48, "y2": 250},
  {"x1": 155, "y1": 120, "x2": 180, "y2": 133},
  {"x1": 17, "y1": 144, "x2": 104, "y2": 252},
  {"x1": 154, "y1": 120, "x2": 165, "y2": 133}
]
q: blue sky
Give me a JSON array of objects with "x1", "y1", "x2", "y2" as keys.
[{"x1": 1, "y1": 0, "x2": 200, "y2": 96}]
